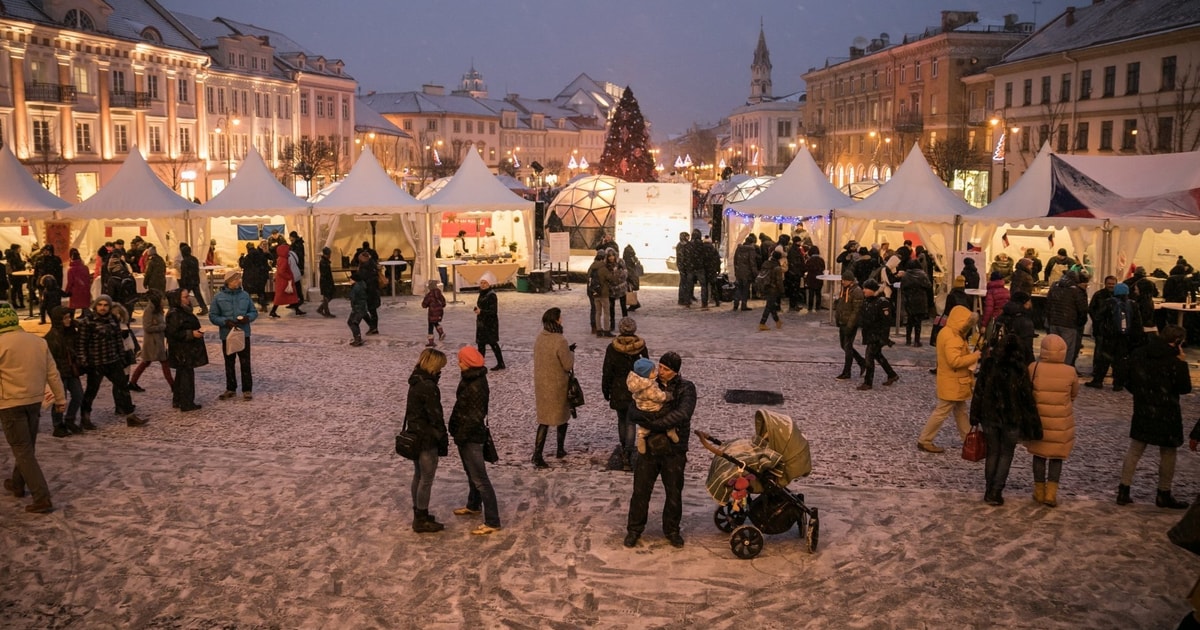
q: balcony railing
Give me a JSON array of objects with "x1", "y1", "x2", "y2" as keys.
[
  {"x1": 894, "y1": 112, "x2": 924, "y2": 133},
  {"x1": 109, "y1": 91, "x2": 151, "y2": 109},
  {"x1": 967, "y1": 108, "x2": 988, "y2": 126},
  {"x1": 806, "y1": 125, "x2": 826, "y2": 138},
  {"x1": 25, "y1": 82, "x2": 77, "y2": 105}
]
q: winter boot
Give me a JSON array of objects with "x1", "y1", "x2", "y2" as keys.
[
  {"x1": 492, "y1": 345, "x2": 506, "y2": 370},
  {"x1": 269, "y1": 306, "x2": 280, "y2": 318},
  {"x1": 350, "y1": 336, "x2": 364, "y2": 347},
  {"x1": 1033, "y1": 482, "x2": 1046, "y2": 504},
  {"x1": 1157, "y1": 489, "x2": 1189, "y2": 510},
  {"x1": 758, "y1": 323, "x2": 769, "y2": 331},
  {"x1": 1116, "y1": 484, "x2": 1133, "y2": 505},
  {"x1": 775, "y1": 320, "x2": 782, "y2": 329},
  {"x1": 80, "y1": 412, "x2": 97, "y2": 431},
  {"x1": 556, "y1": 424, "x2": 568, "y2": 458},
  {"x1": 437, "y1": 326, "x2": 446, "y2": 341},
  {"x1": 531, "y1": 425, "x2": 550, "y2": 469},
  {"x1": 426, "y1": 335, "x2": 437, "y2": 347},
  {"x1": 1043, "y1": 482, "x2": 1059, "y2": 507},
  {"x1": 412, "y1": 509, "x2": 444, "y2": 533}
]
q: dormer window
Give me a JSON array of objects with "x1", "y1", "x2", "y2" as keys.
[
  {"x1": 141, "y1": 27, "x2": 161, "y2": 43},
  {"x1": 64, "y1": 9, "x2": 95, "y2": 32}
]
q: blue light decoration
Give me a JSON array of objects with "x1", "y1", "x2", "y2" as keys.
[{"x1": 723, "y1": 206, "x2": 829, "y2": 226}]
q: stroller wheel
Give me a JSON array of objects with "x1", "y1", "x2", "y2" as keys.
[
  {"x1": 806, "y1": 508, "x2": 820, "y2": 553},
  {"x1": 714, "y1": 505, "x2": 747, "y2": 533},
  {"x1": 730, "y1": 525, "x2": 764, "y2": 560}
]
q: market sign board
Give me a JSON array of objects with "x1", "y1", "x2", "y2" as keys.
[{"x1": 614, "y1": 183, "x2": 692, "y2": 274}]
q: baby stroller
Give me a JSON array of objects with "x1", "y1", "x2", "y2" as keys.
[{"x1": 696, "y1": 408, "x2": 819, "y2": 559}]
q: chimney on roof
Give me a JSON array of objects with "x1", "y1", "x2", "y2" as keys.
[
  {"x1": 941, "y1": 10, "x2": 979, "y2": 32},
  {"x1": 1065, "y1": 6, "x2": 1076, "y2": 26},
  {"x1": 849, "y1": 46, "x2": 865, "y2": 60},
  {"x1": 1004, "y1": 14, "x2": 1018, "y2": 29},
  {"x1": 422, "y1": 84, "x2": 445, "y2": 96}
]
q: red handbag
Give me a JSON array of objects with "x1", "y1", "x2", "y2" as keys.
[{"x1": 962, "y1": 426, "x2": 987, "y2": 462}]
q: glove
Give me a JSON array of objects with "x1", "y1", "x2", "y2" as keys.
[
  {"x1": 568, "y1": 343, "x2": 577, "y2": 352},
  {"x1": 225, "y1": 320, "x2": 238, "y2": 328}
]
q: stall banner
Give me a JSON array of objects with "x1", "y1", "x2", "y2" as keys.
[
  {"x1": 614, "y1": 183, "x2": 691, "y2": 274},
  {"x1": 44, "y1": 221, "x2": 72, "y2": 262}
]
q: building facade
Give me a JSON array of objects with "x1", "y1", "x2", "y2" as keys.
[
  {"x1": 985, "y1": 0, "x2": 1200, "y2": 201},
  {"x1": 725, "y1": 26, "x2": 806, "y2": 177},
  {"x1": 802, "y1": 11, "x2": 1030, "y2": 205}
]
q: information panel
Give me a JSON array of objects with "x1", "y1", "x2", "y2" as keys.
[{"x1": 614, "y1": 183, "x2": 692, "y2": 274}]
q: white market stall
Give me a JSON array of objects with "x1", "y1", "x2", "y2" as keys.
[{"x1": 0, "y1": 144, "x2": 68, "y2": 253}]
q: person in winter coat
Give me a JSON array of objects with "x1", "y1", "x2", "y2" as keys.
[
  {"x1": 317, "y1": 246, "x2": 336, "y2": 318},
  {"x1": 835, "y1": 269, "x2": 866, "y2": 380},
  {"x1": 609, "y1": 252, "x2": 631, "y2": 321},
  {"x1": 900, "y1": 259, "x2": 931, "y2": 346},
  {"x1": 238, "y1": 242, "x2": 271, "y2": 312},
  {"x1": 1125, "y1": 266, "x2": 1158, "y2": 332},
  {"x1": 421, "y1": 279, "x2": 446, "y2": 347},
  {"x1": 35, "y1": 243, "x2": 63, "y2": 290},
  {"x1": 856, "y1": 279, "x2": 899, "y2": 390},
  {"x1": 532, "y1": 307, "x2": 574, "y2": 468},
  {"x1": 804, "y1": 246, "x2": 826, "y2": 312},
  {"x1": 165, "y1": 288, "x2": 207, "y2": 412},
  {"x1": 404, "y1": 348, "x2": 449, "y2": 533},
  {"x1": 353, "y1": 250, "x2": 381, "y2": 334},
  {"x1": 269, "y1": 243, "x2": 303, "y2": 317},
  {"x1": 474, "y1": 273, "x2": 504, "y2": 369},
  {"x1": 449, "y1": 345, "x2": 501, "y2": 535},
  {"x1": 931, "y1": 275, "x2": 974, "y2": 349},
  {"x1": 142, "y1": 246, "x2": 167, "y2": 294},
  {"x1": 697, "y1": 238, "x2": 721, "y2": 309},
  {"x1": 960, "y1": 256, "x2": 981, "y2": 290},
  {"x1": 1026, "y1": 334, "x2": 1079, "y2": 507},
  {"x1": 732, "y1": 235, "x2": 759, "y2": 311},
  {"x1": 208, "y1": 271, "x2": 257, "y2": 401},
  {"x1": 1043, "y1": 249, "x2": 1074, "y2": 284},
  {"x1": 1010, "y1": 257, "x2": 1037, "y2": 297},
  {"x1": 981, "y1": 271, "x2": 1011, "y2": 329},
  {"x1": 178, "y1": 243, "x2": 206, "y2": 315},
  {"x1": 836, "y1": 239, "x2": 859, "y2": 275},
  {"x1": 128, "y1": 289, "x2": 174, "y2": 393},
  {"x1": 1045, "y1": 271, "x2": 1088, "y2": 366},
  {"x1": 587, "y1": 251, "x2": 610, "y2": 334},
  {"x1": 674, "y1": 232, "x2": 694, "y2": 306},
  {"x1": 1087, "y1": 282, "x2": 1145, "y2": 391},
  {"x1": 65, "y1": 249, "x2": 91, "y2": 315},
  {"x1": 1024, "y1": 248, "x2": 1044, "y2": 280},
  {"x1": 758, "y1": 250, "x2": 785, "y2": 330},
  {"x1": 1117, "y1": 325, "x2": 1192, "y2": 509},
  {"x1": 783, "y1": 239, "x2": 804, "y2": 311},
  {"x1": 43, "y1": 306, "x2": 83, "y2": 437},
  {"x1": 106, "y1": 248, "x2": 136, "y2": 313},
  {"x1": 622, "y1": 245, "x2": 644, "y2": 312},
  {"x1": 601, "y1": 317, "x2": 650, "y2": 470},
  {"x1": 346, "y1": 277, "x2": 369, "y2": 347},
  {"x1": 919, "y1": 305, "x2": 980, "y2": 452},
  {"x1": 972, "y1": 333, "x2": 1041, "y2": 506},
  {"x1": 37, "y1": 274, "x2": 64, "y2": 325},
  {"x1": 995, "y1": 292, "x2": 1037, "y2": 365},
  {"x1": 1087, "y1": 275, "x2": 1117, "y2": 377},
  {"x1": 989, "y1": 253, "x2": 1015, "y2": 282},
  {"x1": 75, "y1": 295, "x2": 145, "y2": 429}
]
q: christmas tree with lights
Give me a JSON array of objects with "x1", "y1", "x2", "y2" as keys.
[{"x1": 598, "y1": 86, "x2": 657, "y2": 182}]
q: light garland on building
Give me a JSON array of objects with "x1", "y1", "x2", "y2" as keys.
[{"x1": 723, "y1": 207, "x2": 829, "y2": 226}]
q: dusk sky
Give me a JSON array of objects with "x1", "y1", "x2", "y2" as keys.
[{"x1": 161, "y1": 0, "x2": 1074, "y2": 140}]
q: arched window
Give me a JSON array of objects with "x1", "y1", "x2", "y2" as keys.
[
  {"x1": 870, "y1": 165, "x2": 880, "y2": 180},
  {"x1": 64, "y1": 9, "x2": 95, "y2": 31},
  {"x1": 835, "y1": 164, "x2": 845, "y2": 188},
  {"x1": 883, "y1": 166, "x2": 894, "y2": 182},
  {"x1": 141, "y1": 27, "x2": 162, "y2": 44},
  {"x1": 846, "y1": 165, "x2": 856, "y2": 184}
]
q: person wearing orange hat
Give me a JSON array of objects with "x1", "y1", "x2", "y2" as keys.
[{"x1": 449, "y1": 346, "x2": 502, "y2": 535}]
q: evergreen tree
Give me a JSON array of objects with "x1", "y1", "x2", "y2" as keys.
[{"x1": 598, "y1": 86, "x2": 657, "y2": 182}]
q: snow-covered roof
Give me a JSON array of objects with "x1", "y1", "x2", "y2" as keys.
[
  {"x1": 64, "y1": 149, "x2": 196, "y2": 221},
  {"x1": 733, "y1": 150, "x2": 852, "y2": 217},
  {"x1": 0, "y1": 144, "x2": 69, "y2": 219},
  {"x1": 836, "y1": 144, "x2": 973, "y2": 221},
  {"x1": 1002, "y1": 0, "x2": 1200, "y2": 64},
  {"x1": 3, "y1": 0, "x2": 201, "y2": 53},
  {"x1": 360, "y1": 92, "x2": 498, "y2": 118},
  {"x1": 193, "y1": 149, "x2": 308, "y2": 218},
  {"x1": 313, "y1": 148, "x2": 422, "y2": 216},
  {"x1": 354, "y1": 99, "x2": 410, "y2": 138}
]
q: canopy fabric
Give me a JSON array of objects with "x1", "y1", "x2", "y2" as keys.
[
  {"x1": 313, "y1": 147, "x2": 423, "y2": 216},
  {"x1": 835, "y1": 144, "x2": 974, "y2": 220},
  {"x1": 733, "y1": 150, "x2": 853, "y2": 217},
  {"x1": 63, "y1": 148, "x2": 196, "y2": 221},
  {"x1": 424, "y1": 148, "x2": 534, "y2": 213},
  {"x1": 0, "y1": 144, "x2": 69, "y2": 219},
  {"x1": 1064, "y1": 150, "x2": 1200, "y2": 198},
  {"x1": 192, "y1": 148, "x2": 309, "y2": 218}
]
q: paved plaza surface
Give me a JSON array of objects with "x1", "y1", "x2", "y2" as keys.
[{"x1": 3, "y1": 285, "x2": 1200, "y2": 628}]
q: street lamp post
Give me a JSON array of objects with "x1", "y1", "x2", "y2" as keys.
[
  {"x1": 215, "y1": 116, "x2": 240, "y2": 186},
  {"x1": 989, "y1": 112, "x2": 1020, "y2": 199}
]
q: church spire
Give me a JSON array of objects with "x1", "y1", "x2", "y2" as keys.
[{"x1": 749, "y1": 22, "x2": 773, "y2": 104}]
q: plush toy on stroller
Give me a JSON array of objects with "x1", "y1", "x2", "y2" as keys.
[{"x1": 696, "y1": 408, "x2": 818, "y2": 559}]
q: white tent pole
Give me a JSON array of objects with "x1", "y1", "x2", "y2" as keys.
[
  {"x1": 827, "y1": 210, "x2": 836, "y2": 273},
  {"x1": 951, "y1": 215, "x2": 962, "y2": 295},
  {"x1": 185, "y1": 209, "x2": 193, "y2": 246}
]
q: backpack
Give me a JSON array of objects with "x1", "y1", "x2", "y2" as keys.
[
  {"x1": 980, "y1": 313, "x2": 1011, "y2": 358},
  {"x1": 753, "y1": 268, "x2": 771, "y2": 295},
  {"x1": 1111, "y1": 297, "x2": 1132, "y2": 335}
]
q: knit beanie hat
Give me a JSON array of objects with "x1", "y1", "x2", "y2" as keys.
[
  {"x1": 224, "y1": 270, "x2": 242, "y2": 286},
  {"x1": 479, "y1": 272, "x2": 497, "y2": 286},
  {"x1": 618, "y1": 317, "x2": 637, "y2": 335},
  {"x1": 458, "y1": 346, "x2": 485, "y2": 368},
  {"x1": 841, "y1": 267, "x2": 856, "y2": 281},
  {"x1": 862, "y1": 279, "x2": 880, "y2": 292},
  {"x1": 1114, "y1": 283, "x2": 1130, "y2": 296},
  {"x1": 633, "y1": 357, "x2": 655, "y2": 378},
  {"x1": 0, "y1": 302, "x2": 18, "y2": 334},
  {"x1": 659, "y1": 351, "x2": 682, "y2": 373}
]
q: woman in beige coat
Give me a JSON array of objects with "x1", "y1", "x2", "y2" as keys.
[
  {"x1": 532, "y1": 307, "x2": 574, "y2": 468},
  {"x1": 1026, "y1": 334, "x2": 1079, "y2": 506}
]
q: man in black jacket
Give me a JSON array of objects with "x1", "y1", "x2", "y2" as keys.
[
  {"x1": 732, "y1": 235, "x2": 758, "y2": 311},
  {"x1": 834, "y1": 269, "x2": 866, "y2": 380},
  {"x1": 625, "y1": 351, "x2": 695, "y2": 549},
  {"x1": 1045, "y1": 271, "x2": 1088, "y2": 367},
  {"x1": 857, "y1": 279, "x2": 899, "y2": 390}
]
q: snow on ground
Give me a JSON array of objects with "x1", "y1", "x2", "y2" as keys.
[{"x1": 2, "y1": 285, "x2": 1199, "y2": 628}]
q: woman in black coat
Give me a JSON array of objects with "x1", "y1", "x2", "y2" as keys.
[
  {"x1": 971, "y1": 333, "x2": 1041, "y2": 506},
  {"x1": 474, "y1": 274, "x2": 505, "y2": 369},
  {"x1": 1118, "y1": 325, "x2": 1192, "y2": 508},
  {"x1": 165, "y1": 288, "x2": 208, "y2": 412},
  {"x1": 405, "y1": 348, "x2": 449, "y2": 533},
  {"x1": 448, "y1": 346, "x2": 501, "y2": 535},
  {"x1": 600, "y1": 317, "x2": 649, "y2": 470},
  {"x1": 239, "y1": 242, "x2": 271, "y2": 311}
]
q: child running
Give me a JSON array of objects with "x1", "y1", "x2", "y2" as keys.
[
  {"x1": 421, "y1": 279, "x2": 447, "y2": 347},
  {"x1": 625, "y1": 357, "x2": 677, "y2": 454}
]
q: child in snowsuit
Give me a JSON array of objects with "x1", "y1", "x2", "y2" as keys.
[
  {"x1": 421, "y1": 279, "x2": 446, "y2": 347},
  {"x1": 626, "y1": 357, "x2": 676, "y2": 454},
  {"x1": 347, "y1": 278, "x2": 368, "y2": 346}
]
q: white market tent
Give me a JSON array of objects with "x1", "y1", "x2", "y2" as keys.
[
  {"x1": 313, "y1": 147, "x2": 424, "y2": 280},
  {"x1": 835, "y1": 144, "x2": 974, "y2": 286},
  {"x1": 0, "y1": 144, "x2": 68, "y2": 251},
  {"x1": 193, "y1": 148, "x2": 311, "y2": 270},
  {"x1": 726, "y1": 149, "x2": 850, "y2": 265},
  {"x1": 419, "y1": 148, "x2": 535, "y2": 286},
  {"x1": 61, "y1": 148, "x2": 195, "y2": 264}
]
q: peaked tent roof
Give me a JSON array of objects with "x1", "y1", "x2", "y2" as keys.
[
  {"x1": 312, "y1": 147, "x2": 422, "y2": 215},
  {"x1": 425, "y1": 148, "x2": 535, "y2": 213},
  {"x1": 1062, "y1": 150, "x2": 1200, "y2": 198},
  {"x1": 731, "y1": 149, "x2": 853, "y2": 217},
  {"x1": 967, "y1": 144, "x2": 1061, "y2": 224},
  {"x1": 0, "y1": 144, "x2": 69, "y2": 219},
  {"x1": 836, "y1": 144, "x2": 974, "y2": 221},
  {"x1": 64, "y1": 148, "x2": 196, "y2": 221},
  {"x1": 193, "y1": 148, "x2": 309, "y2": 218}
]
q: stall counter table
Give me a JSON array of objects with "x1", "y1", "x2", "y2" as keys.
[
  {"x1": 1157, "y1": 302, "x2": 1198, "y2": 327},
  {"x1": 379, "y1": 260, "x2": 409, "y2": 298},
  {"x1": 816, "y1": 274, "x2": 843, "y2": 325},
  {"x1": 11, "y1": 270, "x2": 34, "y2": 318},
  {"x1": 454, "y1": 262, "x2": 521, "y2": 290}
]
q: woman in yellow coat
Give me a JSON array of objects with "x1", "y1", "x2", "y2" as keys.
[{"x1": 1026, "y1": 334, "x2": 1079, "y2": 506}]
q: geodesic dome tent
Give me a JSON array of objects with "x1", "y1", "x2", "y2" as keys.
[
  {"x1": 703, "y1": 174, "x2": 752, "y2": 207},
  {"x1": 722, "y1": 176, "x2": 777, "y2": 204},
  {"x1": 547, "y1": 174, "x2": 623, "y2": 249}
]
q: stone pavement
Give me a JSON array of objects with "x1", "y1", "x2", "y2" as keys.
[{"x1": 2, "y1": 286, "x2": 1199, "y2": 628}]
